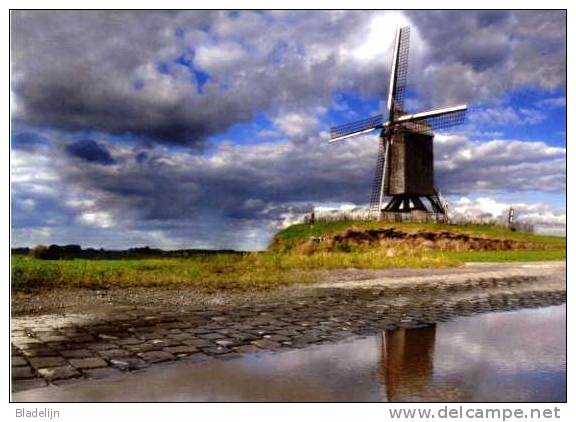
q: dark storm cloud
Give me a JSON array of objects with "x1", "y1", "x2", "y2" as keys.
[
  {"x1": 11, "y1": 10, "x2": 566, "y2": 146},
  {"x1": 11, "y1": 189, "x2": 74, "y2": 230},
  {"x1": 65, "y1": 139, "x2": 116, "y2": 165},
  {"x1": 11, "y1": 11, "x2": 364, "y2": 145},
  {"x1": 406, "y1": 10, "x2": 566, "y2": 106},
  {"x1": 23, "y1": 133, "x2": 376, "y2": 234},
  {"x1": 44, "y1": 131, "x2": 566, "y2": 226},
  {"x1": 12, "y1": 11, "x2": 222, "y2": 145},
  {"x1": 11, "y1": 126, "x2": 565, "y2": 249}
]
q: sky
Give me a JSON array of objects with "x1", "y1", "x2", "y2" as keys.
[{"x1": 10, "y1": 10, "x2": 566, "y2": 250}]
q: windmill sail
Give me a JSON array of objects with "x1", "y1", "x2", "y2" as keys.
[
  {"x1": 423, "y1": 107, "x2": 467, "y2": 131},
  {"x1": 329, "y1": 114, "x2": 383, "y2": 142},
  {"x1": 397, "y1": 106, "x2": 467, "y2": 135},
  {"x1": 388, "y1": 26, "x2": 411, "y2": 117}
]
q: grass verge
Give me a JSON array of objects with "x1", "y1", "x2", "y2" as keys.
[
  {"x1": 11, "y1": 246, "x2": 564, "y2": 293},
  {"x1": 438, "y1": 249, "x2": 566, "y2": 263}
]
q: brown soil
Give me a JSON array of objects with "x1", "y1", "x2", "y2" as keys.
[{"x1": 299, "y1": 227, "x2": 543, "y2": 252}]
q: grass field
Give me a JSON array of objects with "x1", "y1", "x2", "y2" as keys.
[
  {"x1": 11, "y1": 250, "x2": 453, "y2": 292},
  {"x1": 11, "y1": 222, "x2": 565, "y2": 292}
]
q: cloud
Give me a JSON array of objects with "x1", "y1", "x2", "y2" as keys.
[
  {"x1": 11, "y1": 131, "x2": 49, "y2": 150},
  {"x1": 407, "y1": 10, "x2": 566, "y2": 106},
  {"x1": 11, "y1": 126, "x2": 566, "y2": 248},
  {"x1": 448, "y1": 197, "x2": 565, "y2": 235},
  {"x1": 65, "y1": 139, "x2": 116, "y2": 165},
  {"x1": 273, "y1": 111, "x2": 321, "y2": 143},
  {"x1": 11, "y1": 10, "x2": 566, "y2": 146},
  {"x1": 435, "y1": 135, "x2": 565, "y2": 194},
  {"x1": 536, "y1": 96, "x2": 566, "y2": 109},
  {"x1": 469, "y1": 107, "x2": 546, "y2": 127},
  {"x1": 10, "y1": 11, "x2": 363, "y2": 146}
]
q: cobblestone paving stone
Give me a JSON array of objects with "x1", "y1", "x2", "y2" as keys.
[{"x1": 11, "y1": 271, "x2": 566, "y2": 392}]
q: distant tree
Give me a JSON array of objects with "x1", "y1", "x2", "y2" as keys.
[
  {"x1": 29, "y1": 244, "x2": 83, "y2": 260},
  {"x1": 60, "y1": 244, "x2": 82, "y2": 254},
  {"x1": 29, "y1": 245, "x2": 59, "y2": 260},
  {"x1": 11, "y1": 247, "x2": 30, "y2": 255}
]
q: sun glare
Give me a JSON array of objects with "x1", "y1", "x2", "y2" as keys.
[{"x1": 352, "y1": 12, "x2": 411, "y2": 62}]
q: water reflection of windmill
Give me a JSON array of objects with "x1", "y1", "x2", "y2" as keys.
[
  {"x1": 329, "y1": 27, "x2": 467, "y2": 221},
  {"x1": 379, "y1": 325, "x2": 437, "y2": 402}
]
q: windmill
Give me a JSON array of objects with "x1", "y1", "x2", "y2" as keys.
[{"x1": 329, "y1": 26, "x2": 467, "y2": 221}]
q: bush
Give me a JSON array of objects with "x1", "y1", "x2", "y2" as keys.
[
  {"x1": 29, "y1": 244, "x2": 83, "y2": 260},
  {"x1": 29, "y1": 245, "x2": 59, "y2": 260}
]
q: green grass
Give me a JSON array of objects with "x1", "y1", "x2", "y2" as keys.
[
  {"x1": 11, "y1": 254, "x2": 293, "y2": 292},
  {"x1": 11, "y1": 249, "x2": 457, "y2": 292},
  {"x1": 438, "y1": 249, "x2": 566, "y2": 263},
  {"x1": 11, "y1": 221, "x2": 565, "y2": 292},
  {"x1": 11, "y1": 247, "x2": 564, "y2": 292}
]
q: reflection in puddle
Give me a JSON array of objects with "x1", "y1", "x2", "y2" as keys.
[
  {"x1": 14, "y1": 304, "x2": 566, "y2": 402},
  {"x1": 381, "y1": 325, "x2": 437, "y2": 402}
]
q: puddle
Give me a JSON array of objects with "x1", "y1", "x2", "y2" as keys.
[{"x1": 14, "y1": 304, "x2": 566, "y2": 402}]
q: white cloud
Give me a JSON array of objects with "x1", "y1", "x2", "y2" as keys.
[
  {"x1": 435, "y1": 135, "x2": 565, "y2": 194},
  {"x1": 195, "y1": 41, "x2": 247, "y2": 73},
  {"x1": 80, "y1": 211, "x2": 116, "y2": 229},
  {"x1": 536, "y1": 96, "x2": 566, "y2": 109},
  {"x1": 448, "y1": 196, "x2": 565, "y2": 235},
  {"x1": 470, "y1": 106, "x2": 546, "y2": 126},
  {"x1": 273, "y1": 112, "x2": 319, "y2": 141}
]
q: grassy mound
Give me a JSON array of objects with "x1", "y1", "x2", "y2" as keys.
[{"x1": 271, "y1": 221, "x2": 565, "y2": 253}]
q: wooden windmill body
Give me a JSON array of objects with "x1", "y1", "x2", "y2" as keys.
[{"x1": 329, "y1": 27, "x2": 467, "y2": 221}]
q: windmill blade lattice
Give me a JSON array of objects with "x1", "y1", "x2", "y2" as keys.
[
  {"x1": 400, "y1": 108, "x2": 467, "y2": 136},
  {"x1": 329, "y1": 114, "x2": 384, "y2": 140},
  {"x1": 391, "y1": 26, "x2": 411, "y2": 115}
]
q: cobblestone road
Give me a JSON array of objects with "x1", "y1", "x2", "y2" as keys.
[{"x1": 11, "y1": 262, "x2": 566, "y2": 393}]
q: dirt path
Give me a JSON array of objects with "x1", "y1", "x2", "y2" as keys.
[
  {"x1": 12, "y1": 261, "x2": 565, "y2": 317},
  {"x1": 312, "y1": 261, "x2": 565, "y2": 288}
]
